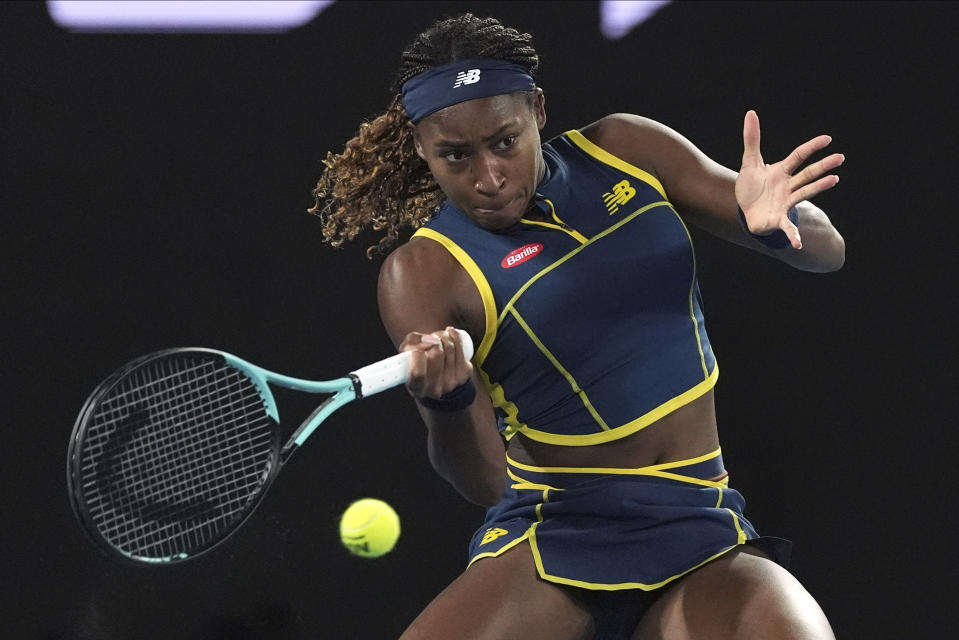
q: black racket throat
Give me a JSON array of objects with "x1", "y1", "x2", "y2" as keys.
[{"x1": 277, "y1": 373, "x2": 362, "y2": 464}]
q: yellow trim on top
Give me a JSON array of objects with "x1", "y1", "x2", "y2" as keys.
[
  {"x1": 508, "y1": 307, "x2": 611, "y2": 432},
  {"x1": 486, "y1": 198, "x2": 710, "y2": 446},
  {"x1": 476, "y1": 365, "x2": 526, "y2": 438},
  {"x1": 512, "y1": 362, "x2": 718, "y2": 446},
  {"x1": 412, "y1": 227, "x2": 498, "y2": 365},
  {"x1": 520, "y1": 198, "x2": 589, "y2": 244},
  {"x1": 498, "y1": 200, "x2": 671, "y2": 325},
  {"x1": 564, "y1": 129, "x2": 668, "y2": 201}
]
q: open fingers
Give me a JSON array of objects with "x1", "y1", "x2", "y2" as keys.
[
  {"x1": 781, "y1": 134, "x2": 833, "y2": 175},
  {"x1": 788, "y1": 152, "x2": 844, "y2": 193},
  {"x1": 788, "y1": 174, "x2": 840, "y2": 209}
]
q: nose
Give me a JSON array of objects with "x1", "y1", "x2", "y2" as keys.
[{"x1": 472, "y1": 154, "x2": 505, "y2": 196}]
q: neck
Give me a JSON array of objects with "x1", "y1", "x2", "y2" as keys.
[{"x1": 522, "y1": 198, "x2": 551, "y2": 222}]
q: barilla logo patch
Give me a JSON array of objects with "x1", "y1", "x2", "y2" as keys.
[{"x1": 501, "y1": 243, "x2": 543, "y2": 268}]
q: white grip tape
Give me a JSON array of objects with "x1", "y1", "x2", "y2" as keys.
[{"x1": 351, "y1": 329, "x2": 474, "y2": 397}]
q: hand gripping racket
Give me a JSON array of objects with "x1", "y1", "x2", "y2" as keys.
[{"x1": 67, "y1": 330, "x2": 473, "y2": 566}]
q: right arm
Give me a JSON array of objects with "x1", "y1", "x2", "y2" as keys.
[{"x1": 377, "y1": 237, "x2": 506, "y2": 506}]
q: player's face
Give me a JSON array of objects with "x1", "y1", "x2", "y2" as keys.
[{"x1": 413, "y1": 91, "x2": 547, "y2": 231}]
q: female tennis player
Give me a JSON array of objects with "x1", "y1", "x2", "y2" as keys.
[{"x1": 311, "y1": 13, "x2": 843, "y2": 640}]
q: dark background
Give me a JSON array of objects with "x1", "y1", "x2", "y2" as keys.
[{"x1": 3, "y1": 1, "x2": 956, "y2": 637}]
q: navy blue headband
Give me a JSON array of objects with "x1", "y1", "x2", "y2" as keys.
[{"x1": 401, "y1": 59, "x2": 535, "y2": 124}]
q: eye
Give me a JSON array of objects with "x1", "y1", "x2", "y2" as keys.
[
  {"x1": 443, "y1": 150, "x2": 468, "y2": 162},
  {"x1": 495, "y1": 135, "x2": 517, "y2": 150}
]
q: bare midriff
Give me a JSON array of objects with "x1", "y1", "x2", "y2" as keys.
[{"x1": 505, "y1": 389, "x2": 721, "y2": 469}]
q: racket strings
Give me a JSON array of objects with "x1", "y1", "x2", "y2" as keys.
[
  {"x1": 83, "y1": 405, "x2": 271, "y2": 525},
  {"x1": 115, "y1": 358, "x2": 270, "y2": 533},
  {"x1": 88, "y1": 359, "x2": 271, "y2": 556},
  {"x1": 88, "y1": 372, "x2": 268, "y2": 499},
  {"x1": 78, "y1": 354, "x2": 276, "y2": 560},
  {"x1": 86, "y1": 362, "x2": 259, "y2": 503}
]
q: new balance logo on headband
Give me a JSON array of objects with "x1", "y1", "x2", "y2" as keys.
[
  {"x1": 402, "y1": 60, "x2": 533, "y2": 123},
  {"x1": 453, "y1": 69, "x2": 482, "y2": 88}
]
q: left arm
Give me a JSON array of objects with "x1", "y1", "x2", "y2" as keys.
[{"x1": 583, "y1": 112, "x2": 845, "y2": 272}]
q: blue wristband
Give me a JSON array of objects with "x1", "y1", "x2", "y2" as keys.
[
  {"x1": 738, "y1": 206, "x2": 799, "y2": 250},
  {"x1": 417, "y1": 377, "x2": 477, "y2": 412}
]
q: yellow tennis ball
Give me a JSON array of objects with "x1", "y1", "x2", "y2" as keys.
[{"x1": 339, "y1": 498, "x2": 400, "y2": 558}]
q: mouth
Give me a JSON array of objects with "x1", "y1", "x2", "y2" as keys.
[{"x1": 473, "y1": 195, "x2": 518, "y2": 216}]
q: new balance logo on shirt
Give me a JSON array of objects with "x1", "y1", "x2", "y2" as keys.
[
  {"x1": 453, "y1": 69, "x2": 481, "y2": 88},
  {"x1": 603, "y1": 180, "x2": 636, "y2": 214}
]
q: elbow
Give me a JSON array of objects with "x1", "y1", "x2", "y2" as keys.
[
  {"x1": 795, "y1": 231, "x2": 845, "y2": 273},
  {"x1": 821, "y1": 233, "x2": 846, "y2": 272},
  {"x1": 794, "y1": 202, "x2": 845, "y2": 272}
]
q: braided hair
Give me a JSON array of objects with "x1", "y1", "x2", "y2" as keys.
[{"x1": 309, "y1": 14, "x2": 539, "y2": 258}]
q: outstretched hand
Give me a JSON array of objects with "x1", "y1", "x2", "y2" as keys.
[{"x1": 735, "y1": 110, "x2": 844, "y2": 249}]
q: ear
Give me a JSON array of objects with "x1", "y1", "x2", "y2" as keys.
[
  {"x1": 409, "y1": 122, "x2": 426, "y2": 160},
  {"x1": 532, "y1": 87, "x2": 547, "y2": 131}
]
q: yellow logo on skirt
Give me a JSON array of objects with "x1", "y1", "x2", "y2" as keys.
[{"x1": 480, "y1": 527, "x2": 509, "y2": 545}]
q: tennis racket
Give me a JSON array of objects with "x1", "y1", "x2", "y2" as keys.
[{"x1": 67, "y1": 330, "x2": 473, "y2": 566}]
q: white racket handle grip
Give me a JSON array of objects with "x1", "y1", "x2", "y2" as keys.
[{"x1": 351, "y1": 329, "x2": 474, "y2": 397}]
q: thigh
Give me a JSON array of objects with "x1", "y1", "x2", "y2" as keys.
[
  {"x1": 632, "y1": 547, "x2": 834, "y2": 640},
  {"x1": 400, "y1": 541, "x2": 594, "y2": 640}
]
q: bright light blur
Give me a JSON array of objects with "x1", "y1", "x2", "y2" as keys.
[
  {"x1": 47, "y1": 0, "x2": 335, "y2": 32},
  {"x1": 600, "y1": 0, "x2": 672, "y2": 39},
  {"x1": 48, "y1": 0, "x2": 669, "y2": 37}
]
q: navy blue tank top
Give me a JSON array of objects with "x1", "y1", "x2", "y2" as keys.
[{"x1": 413, "y1": 130, "x2": 717, "y2": 445}]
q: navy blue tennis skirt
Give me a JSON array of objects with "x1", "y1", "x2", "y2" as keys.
[{"x1": 468, "y1": 448, "x2": 791, "y2": 591}]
